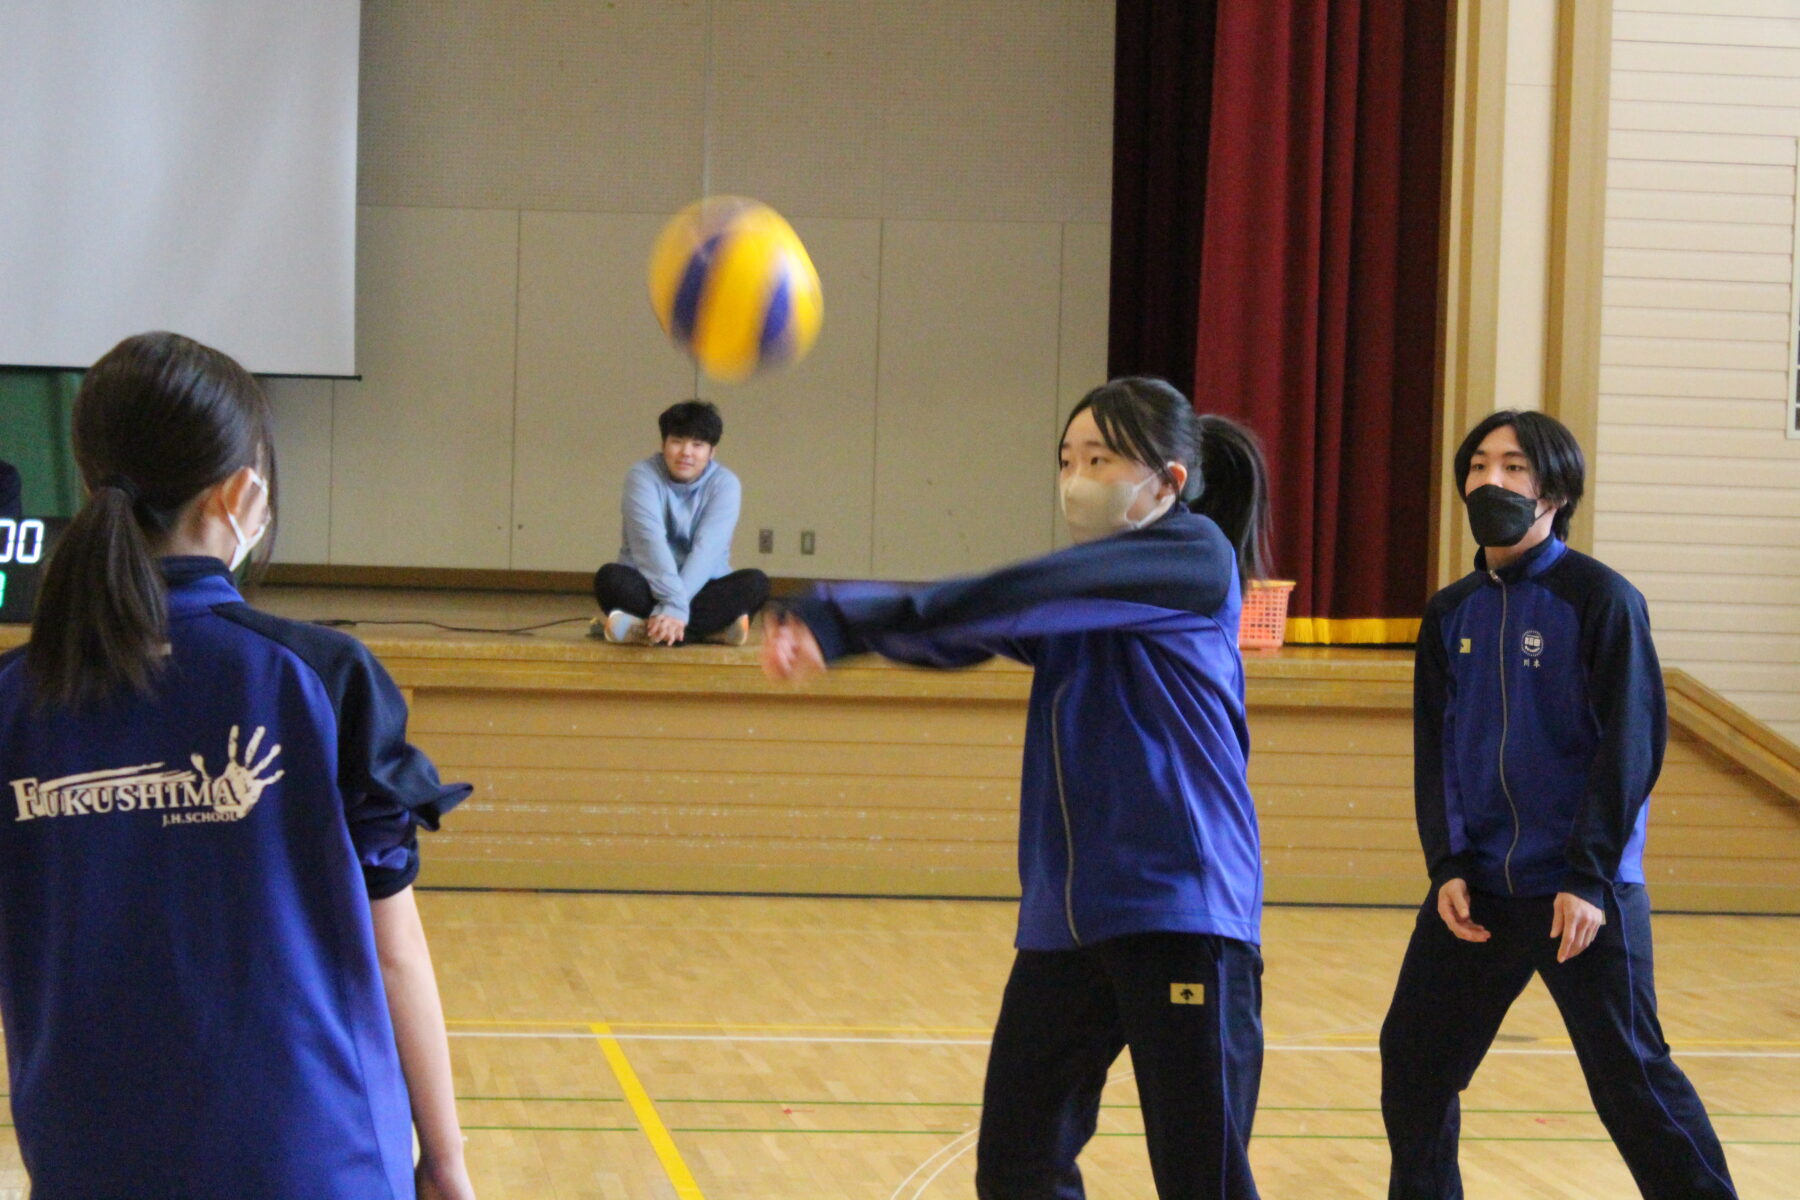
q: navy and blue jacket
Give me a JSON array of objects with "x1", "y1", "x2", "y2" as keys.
[
  {"x1": 0, "y1": 558, "x2": 469, "y2": 1199},
  {"x1": 1415, "y1": 536, "x2": 1663, "y2": 908},
  {"x1": 795, "y1": 508, "x2": 1261, "y2": 950}
]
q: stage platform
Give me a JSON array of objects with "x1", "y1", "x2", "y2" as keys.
[{"x1": 5, "y1": 585, "x2": 1798, "y2": 911}]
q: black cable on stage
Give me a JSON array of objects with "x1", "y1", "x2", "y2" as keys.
[{"x1": 309, "y1": 616, "x2": 592, "y2": 636}]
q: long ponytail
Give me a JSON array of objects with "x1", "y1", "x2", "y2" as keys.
[
  {"x1": 1190, "y1": 414, "x2": 1273, "y2": 583},
  {"x1": 27, "y1": 332, "x2": 274, "y2": 709}
]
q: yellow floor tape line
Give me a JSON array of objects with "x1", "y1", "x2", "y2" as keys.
[{"x1": 592, "y1": 1022, "x2": 708, "y2": 1199}]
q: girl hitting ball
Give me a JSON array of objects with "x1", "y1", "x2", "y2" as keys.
[
  {"x1": 764, "y1": 377, "x2": 1273, "y2": 1200},
  {"x1": 0, "y1": 333, "x2": 475, "y2": 1199}
]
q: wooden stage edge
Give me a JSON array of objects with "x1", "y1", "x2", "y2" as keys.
[{"x1": 4, "y1": 585, "x2": 1798, "y2": 913}]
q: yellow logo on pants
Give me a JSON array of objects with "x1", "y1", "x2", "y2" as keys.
[{"x1": 1170, "y1": 983, "x2": 1206, "y2": 1005}]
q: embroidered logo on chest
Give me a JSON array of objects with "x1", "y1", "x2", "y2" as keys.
[{"x1": 1521, "y1": 630, "x2": 1544, "y2": 657}]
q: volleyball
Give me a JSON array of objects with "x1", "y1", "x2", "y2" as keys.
[{"x1": 647, "y1": 196, "x2": 824, "y2": 384}]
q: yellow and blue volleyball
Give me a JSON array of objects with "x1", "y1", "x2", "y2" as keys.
[{"x1": 647, "y1": 196, "x2": 823, "y2": 383}]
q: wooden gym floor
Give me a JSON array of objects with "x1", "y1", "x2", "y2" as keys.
[{"x1": 1, "y1": 892, "x2": 1788, "y2": 1198}]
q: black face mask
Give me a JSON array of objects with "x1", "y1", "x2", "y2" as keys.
[{"x1": 1464, "y1": 484, "x2": 1542, "y2": 548}]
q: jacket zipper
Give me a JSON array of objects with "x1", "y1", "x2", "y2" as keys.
[
  {"x1": 1493, "y1": 570, "x2": 1521, "y2": 895},
  {"x1": 1049, "y1": 682, "x2": 1081, "y2": 946}
]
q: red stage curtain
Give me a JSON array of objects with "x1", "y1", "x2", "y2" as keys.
[
  {"x1": 1107, "y1": 0, "x2": 1219, "y2": 402},
  {"x1": 1193, "y1": 0, "x2": 1445, "y2": 640}
]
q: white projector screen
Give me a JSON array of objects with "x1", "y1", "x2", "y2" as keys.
[{"x1": 0, "y1": 1, "x2": 359, "y2": 375}]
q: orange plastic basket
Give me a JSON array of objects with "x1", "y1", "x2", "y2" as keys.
[{"x1": 1238, "y1": 580, "x2": 1295, "y2": 650}]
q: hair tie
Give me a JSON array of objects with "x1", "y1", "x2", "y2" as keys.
[{"x1": 99, "y1": 474, "x2": 141, "y2": 505}]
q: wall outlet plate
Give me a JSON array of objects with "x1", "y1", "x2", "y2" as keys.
[
  {"x1": 800, "y1": 531, "x2": 816, "y2": 555},
  {"x1": 758, "y1": 529, "x2": 774, "y2": 553}
]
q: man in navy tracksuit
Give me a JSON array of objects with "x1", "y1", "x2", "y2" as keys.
[{"x1": 1381, "y1": 410, "x2": 1737, "y2": 1199}]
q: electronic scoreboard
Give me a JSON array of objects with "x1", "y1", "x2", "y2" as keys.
[{"x1": 0, "y1": 518, "x2": 71, "y2": 624}]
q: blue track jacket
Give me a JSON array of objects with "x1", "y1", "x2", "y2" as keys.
[
  {"x1": 0, "y1": 558, "x2": 469, "y2": 1199},
  {"x1": 1415, "y1": 536, "x2": 1663, "y2": 907},
  {"x1": 793, "y1": 509, "x2": 1261, "y2": 950}
]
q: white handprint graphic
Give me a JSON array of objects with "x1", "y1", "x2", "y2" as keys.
[{"x1": 190, "y1": 725, "x2": 284, "y2": 819}]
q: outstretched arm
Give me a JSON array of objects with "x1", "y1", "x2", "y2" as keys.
[{"x1": 788, "y1": 517, "x2": 1237, "y2": 670}]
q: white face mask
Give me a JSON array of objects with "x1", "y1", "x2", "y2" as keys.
[
  {"x1": 1059, "y1": 470, "x2": 1174, "y2": 543},
  {"x1": 225, "y1": 469, "x2": 270, "y2": 571}
]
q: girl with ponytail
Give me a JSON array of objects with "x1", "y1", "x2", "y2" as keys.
[
  {"x1": 763, "y1": 377, "x2": 1273, "y2": 1200},
  {"x1": 0, "y1": 332, "x2": 475, "y2": 1199}
]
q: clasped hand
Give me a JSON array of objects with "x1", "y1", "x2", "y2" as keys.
[{"x1": 1437, "y1": 878, "x2": 1604, "y2": 963}]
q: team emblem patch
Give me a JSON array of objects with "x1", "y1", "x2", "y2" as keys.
[{"x1": 1521, "y1": 630, "x2": 1544, "y2": 657}]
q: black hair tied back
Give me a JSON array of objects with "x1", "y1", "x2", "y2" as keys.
[
  {"x1": 27, "y1": 332, "x2": 275, "y2": 709},
  {"x1": 1063, "y1": 377, "x2": 1275, "y2": 584}
]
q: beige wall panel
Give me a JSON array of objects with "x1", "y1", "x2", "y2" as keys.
[
  {"x1": 332, "y1": 207, "x2": 518, "y2": 568},
  {"x1": 1612, "y1": 41, "x2": 1800, "y2": 77},
  {"x1": 1602, "y1": 308, "x2": 1791, "y2": 342},
  {"x1": 1611, "y1": 69, "x2": 1800, "y2": 108},
  {"x1": 265, "y1": 379, "x2": 333, "y2": 564},
  {"x1": 1062, "y1": 0, "x2": 1118, "y2": 224},
  {"x1": 1602, "y1": 542, "x2": 1800, "y2": 577},
  {"x1": 1676, "y1": 661, "x2": 1800, "y2": 693},
  {"x1": 1654, "y1": 631, "x2": 1800, "y2": 663},
  {"x1": 1495, "y1": 82, "x2": 1556, "y2": 410},
  {"x1": 706, "y1": 2, "x2": 883, "y2": 218},
  {"x1": 873, "y1": 221, "x2": 1063, "y2": 578},
  {"x1": 1609, "y1": 129, "x2": 1798, "y2": 165},
  {"x1": 1620, "y1": 0, "x2": 1800, "y2": 15},
  {"x1": 511, "y1": 1, "x2": 708, "y2": 213},
  {"x1": 1606, "y1": 218, "x2": 1791, "y2": 255},
  {"x1": 1606, "y1": 247, "x2": 1793, "y2": 284},
  {"x1": 1599, "y1": 456, "x2": 1797, "y2": 488},
  {"x1": 358, "y1": 0, "x2": 707, "y2": 212},
  {"x1": 1612, "y1": 99, "x2": 1800, "y2": 138},
  {"x1": 1507, "y1": 0, "x2": 1558, "y2": 87},
  {"x1": 1604, "y1": 484, "x2": 1800, "y2": 519},
  {"x1": 876, "y1": 0, "x2": 1110, "y2": 222},
  {"x1": 1652, "y1": 602, "x2": 1800, "y2": 636},
  {"x1": 1626, "y1": 0, "x2": 1800, "y2": 13},
  {"x1": 510, "y1": 212, "x2": 700, "y2": 573},
  {"x1": 1599, "y1": 364, "x2": 1788, "y2": 398},
  {"x1": 1615, "y1": 9, "x2": 1800, "y2": 48},
  {"x1": 1603, "y1": 277, "x2": 1791, "y2": 312},
  {"x1": 1053, "y1": 221, "x2": 1113, "y2": 547},
  {"x1": 1058, "y1": 223, "x2": 1113, "y2": 418},
  {"x1": 1600, "y1": 423, "x2": 1800, "y2": 458},
  {"x1": 1607, "y1": 189, "x2": 1795, "y2": 225},
  {"x1": 1594, "y1": 510, "x2": 1793, "y2": 546},
  {"x1": 1607, "y1": 159, "x2": 1795, "y2": 195},
  {"x1": 357, "y1": 1, "x2": 522, "y2": 209},
  {"x1": 699, "y1": 218, "x2": 882, "y2": 578},
  {"x1": 1603, "y1": 396, "x2": 1790, "y2": 429},
  {"x1": 1620, "y1": 570, "x2": 1800, "y2": 604},
  {"x1": 1602, "y1": 335, "x2": 1789, "y2": 371}
]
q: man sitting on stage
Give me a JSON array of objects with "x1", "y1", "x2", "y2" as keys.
[{"x1": 591, "y1": 400, "x2": 769, "y2": 646}]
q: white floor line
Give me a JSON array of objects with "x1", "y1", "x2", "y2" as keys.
[
  {"x1": 889, "y1": 1128, "x2": 977, "y2": 1200},
  {"x1": 445, "y1": 1030, "x2": 1800, "y2": 1059}
]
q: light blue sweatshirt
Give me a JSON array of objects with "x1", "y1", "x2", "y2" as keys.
[{"x1": 617, "y1": 455, "x2": 742, "y2": 622}]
